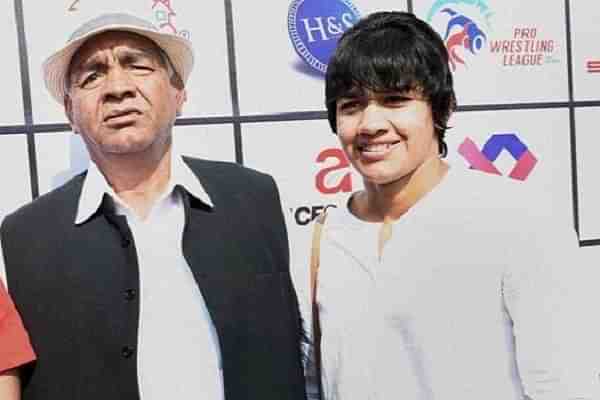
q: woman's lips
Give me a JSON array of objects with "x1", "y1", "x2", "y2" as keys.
[{"x1": 358, "y1": 141, "x2": 401, "y2": 161}]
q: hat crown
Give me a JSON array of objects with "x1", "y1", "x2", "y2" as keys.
[{"x1": 68, "y1": 13, "x2": 159, "y2": 43}]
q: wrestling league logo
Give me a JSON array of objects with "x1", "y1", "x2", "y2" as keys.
[
  {"x1": 287, "y1": 0, "x2": 361, "y2": 75},
  {"x1": 427, "y1": 0, "x2": 493, "y2": 71},
  {"x1": 458, "y1": 133, "x2": 538, "y2": 181}
]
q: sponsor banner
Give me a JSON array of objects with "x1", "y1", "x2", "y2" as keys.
[
  {"x1": 241, "y1": 119, "x2": 363, "y2": 228},
  {"x1": 570, "y1": 2, "x2": 600, "y2": 100},
  {"x1": 446, "y1": 108, "x2": 572, "y2": 229},
  {"x1": 574, "y1": 107, "x2": 600, "y2": 240},
  {"x1": 35, "y1": 133, "x2": 89, "y2": 195},
  {"x1": 0, "y1": 135, "x2": 32, "y2": 219},
  {"x1": 233, "y1": 0, "x2": 407, "y2": 115},
  {"x1": 579, "y1": 247, "x2": 600, "y2": 272},
  {"x1": 414, "y1": 0, "x2": 568, "y2": 105},
  {"x1": 35, "y1": 125, "x2": 235, "y2": 195},
  {"x1": 586, "y1": 60, "x2": 600, "y2": 74},
  {"x1": 242, "y1": 119, "x2": 364, "y2": 295},
  {"x1": 171, "y1": 124, "x2": 236, "y2": 163},
  {"x1": 241, "y1": 110, "x2": 572, "y2": 240},
  {"x1": 24, "y1": 0, "x2": 231, "y2": 124},
  {"x1": 0, "y1": 9, "x2": 25, "y2": 125}
]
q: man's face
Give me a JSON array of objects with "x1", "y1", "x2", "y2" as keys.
[
  {"x1": 64, "y1": 31, "x2": 185, "y2": 163},
  {"x1": 335, "y1": 88, "x2": 439, "y2": 187}
]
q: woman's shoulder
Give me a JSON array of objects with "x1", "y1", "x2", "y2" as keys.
[{"x1": 319, "y1": 195, "x2": 370, "y2": 235}]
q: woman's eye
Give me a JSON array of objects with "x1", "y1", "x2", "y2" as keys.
[
  {"x1": 338, "y1": 100, "x2": 361, "y2": 113},
  {"x1": 384, "y1": 95, "x2": 408, "y2": 106}
]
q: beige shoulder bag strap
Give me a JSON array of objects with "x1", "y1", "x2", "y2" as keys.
[
  {"x1": 310, "y1": 211, "x2": 327, "y2": 397},
  {"x1": 310, "y1": 211, "x2": 327, "y2": 305}
]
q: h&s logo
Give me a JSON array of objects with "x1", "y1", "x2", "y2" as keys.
[
  {"x1": 288, "y1": 0, "x2": 361, "y2": 76},
  {"x1": 458, "y1": 133, "x2": 538, "y2": 181},
  {"x1": 427, "y1": 0, "x2": 493, "y2": 71}
]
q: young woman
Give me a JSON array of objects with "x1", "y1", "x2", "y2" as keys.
[
  {"x1": 0, "y1": 281, "x2": 35, "y2": 400},
  {"x1": 308, "y1": 11, "x2": 587, "y2": 400}
]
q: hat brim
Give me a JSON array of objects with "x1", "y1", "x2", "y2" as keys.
[{"x1": 43, "y1": 23, "x2": 194, "y2": 104}]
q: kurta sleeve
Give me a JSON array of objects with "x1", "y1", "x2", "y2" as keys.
[{"x1": 502, "y1": 222, "x2": 600, "y2": 400}]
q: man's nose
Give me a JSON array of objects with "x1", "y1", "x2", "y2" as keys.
[
  {"x1": 102, "y1": 66, "x2": 135, "y2": 101},
  {"x1": 358, "y1": 102, "x2": 389, "y2": 135}
]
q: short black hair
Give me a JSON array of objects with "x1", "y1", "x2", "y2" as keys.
[{"x1": 325, "y1": 11, "x2": 456, "y2": 156}]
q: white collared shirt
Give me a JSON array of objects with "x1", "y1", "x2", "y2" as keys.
[{"x1": 2, "y1": 151, "x2": 224, "y2": 400}]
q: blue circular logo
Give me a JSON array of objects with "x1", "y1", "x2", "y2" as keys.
[{"x1": 288, "y1": 0, "x2": 361, "y2": 74}]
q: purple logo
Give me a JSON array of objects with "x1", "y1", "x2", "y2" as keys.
[{"x1": 458, "y1": 133, "x2": 538, "y2": 181}]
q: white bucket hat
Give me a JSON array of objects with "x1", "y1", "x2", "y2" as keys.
[{"x1": 42, "y1": 12, "x2": 194, "y2": 104}]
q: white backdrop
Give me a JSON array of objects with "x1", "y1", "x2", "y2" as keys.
[{"x1": 1, "y1": 0, "x2": 599, "y2": 263}]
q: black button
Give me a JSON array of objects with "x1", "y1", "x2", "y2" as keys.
[
  {"x1": 124, "y1": 289, "x2": 136, "y2": 301},
  {"x1": 121, "y1": 238, "x2": 132, "y2": 248},
  {"x1": 121, "y1": 346, "x2": 134, "y2": 358}
]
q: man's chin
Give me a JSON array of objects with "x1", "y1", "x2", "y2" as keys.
[
  {"x1": 84, "y1": 130, "x2": 171, "y2": 161},
  {"x1": 98, "y1": 140, "x2": 157, "y2": 157}
]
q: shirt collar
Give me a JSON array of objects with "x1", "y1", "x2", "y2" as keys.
[{"x1": 75, "y1": 149, "x2": 213, "y2": 225}]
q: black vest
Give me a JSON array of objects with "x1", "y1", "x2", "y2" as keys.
[{"x1": 1, "y1": 157, "x2": 306, "y2": 400}]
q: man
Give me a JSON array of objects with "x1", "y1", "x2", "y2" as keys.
[{"x1": 0, "y1": 13, "x2": 306, "y2": 400}]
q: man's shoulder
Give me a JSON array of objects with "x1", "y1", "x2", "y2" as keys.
[
  {"x1": 181, "y1": 157, "x2": 285, "y2": 222},
  {"x1": 183, "y1": 156, "x2": 272, "y2": 180},
  {"x1": 443, "y1": 166, "x2": 550, "y2": 217},
  {"x1": 182, "y1": 156, "x2": 276, "y2": 193},
  {"x1": 2, "y1": 172, "x2": 86, "y2": 230}
]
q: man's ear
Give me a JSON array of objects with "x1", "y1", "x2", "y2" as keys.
[
  {"x1": 176, "y1": 89, "x2": 187, "y2": 117},
  {"x1": 64, "y1": 94, "x2": 78, "y2": 134}
]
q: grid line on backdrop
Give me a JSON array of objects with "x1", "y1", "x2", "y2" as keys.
[
  {"x1": 563, "y1": 0, "x2": 580, "y2": 241},
  {"x1": 14, "y1": 0, "x2": 39, "y2": 199},
  {"x1": 5, "y1": 101, "x2": 600, "y2": 136},
  {"x1": 8, "y1": 0, "x2": 598, "y2": 246},
  {"x1": 224, "y1": 0, "x2": 244, "y2": 164}
]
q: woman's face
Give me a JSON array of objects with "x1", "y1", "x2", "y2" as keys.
[{"x1": 335, "y1": 89, "x2": 440, "y2": 187}]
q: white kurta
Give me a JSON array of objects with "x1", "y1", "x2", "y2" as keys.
[{"x1": 296, "y1": 167, "x2": 597, "y2": 400}]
